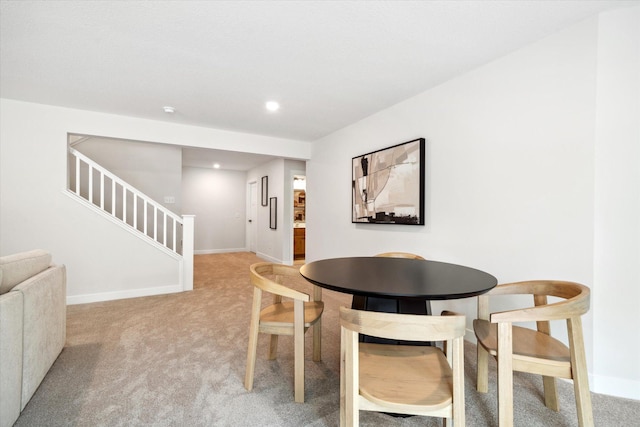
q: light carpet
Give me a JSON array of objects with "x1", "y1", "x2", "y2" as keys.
[{"x1": 14, "y1": 252, "x2": 639, "y2": 426}]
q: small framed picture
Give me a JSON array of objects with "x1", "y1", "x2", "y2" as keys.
[
  {"x1": 269, "y1": 197, "x2": 277, "y2": 229},
  {"x1": 261, "y1": 176, "x2": 268, "y2": 206}
]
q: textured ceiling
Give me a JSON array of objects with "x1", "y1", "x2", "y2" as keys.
[{"x1": 1, "y1": 1, "x2": 635, "y2": 163}]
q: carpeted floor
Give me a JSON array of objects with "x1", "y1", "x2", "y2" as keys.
[{"x1": 13, "y1": 252, "x2": 639, "y2": 426}]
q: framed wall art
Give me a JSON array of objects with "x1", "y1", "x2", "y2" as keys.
[
  {"x1": 261, "y1": 176, "x2": 268, "y2": 206},
  {"x1": 269, "y1": 197, "x2": 277, "y2": 229},
  {"x1": 352, "y1": 138, "x2": 425, "y2": 225}
]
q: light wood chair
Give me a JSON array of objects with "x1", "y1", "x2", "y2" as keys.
[
  {"x1": 340, "y1": 307, "x2": 466, "y2": 426},
  {"x1": 473, "y1": 280, "x2": 593, "y2": 427},
  {"x1": 244, "y1": 262, "x2": 324, "y2": 403},
  {"x1": 375, "y1": 251, "x2": 425, "y2": 260}
]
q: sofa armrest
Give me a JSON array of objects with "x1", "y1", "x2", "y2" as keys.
[
  {"x1": 13, "y1": 264, "x2": 66, "y2": 409},
  {"x1": 0, "y1": 291, "x2": 24, "y2": 427},
  {"x1": 0, "y1": 249, "x2": 51, "y2": 295}
]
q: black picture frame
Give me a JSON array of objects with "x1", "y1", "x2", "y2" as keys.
[
  {"x1": 352, "y1": 138, "x2": 425, "y2": 225},
  {"x1": 261, "y1": 176, "x2": 268, "y2": 206},
  {"x1": 269, "y1": 197, "x2": 277, "y2": 229}
]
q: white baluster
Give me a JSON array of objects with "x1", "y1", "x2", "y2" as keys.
[
  {"x1": 123, "y1": 186, "x2": 127, "y2": 224},
  {"x1": 163, "y1": 211, "x2": 167, "y2": 246},
  {"x1": 112, "y1": 180, "x2": 116, "y2": 216},
  {"x1": 154, "y1": 205, "x2": 157, "y2": 241},
  {"x1": 100, "y1": 171, "x2": 105, "y2": 209},
  {"x1": 75, "y1": 155, "x2": 80, "y2": 195},
  {"x1": 88, "y1": 164, "x2": 93, "y2": 204},
  {"x1": 144, "y1": 200, "x2": 148, "y2": 235},
  {"x1": 133, "y1": 194, "x2": 138, "y2": 230},
  {"x1": 172, "y1": 220, "x2": 177, "y2": 251}
]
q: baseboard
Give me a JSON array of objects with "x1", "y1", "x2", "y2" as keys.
[
  {"x1": 255, "y1": 251, "x2": 282, "y2": 264},
  {"x1": 194, "y1": 248, "x2": 248, "y2": 255},
  {"x1": 67, "y1": 284, "x2": 183, "y2": 305},
  {"x1": 591, "y1": 374, "x2": 640, "y2": 400}
]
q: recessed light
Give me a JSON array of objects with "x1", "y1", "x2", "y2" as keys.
[
  {"x1": 265, "y1": 101, "x2": 280, "y2": 112},
  {"x1": 213, "y1": 163, "x2": 220, "y2": 169},
  {"x1": 163, "y1": 106, "x2": 175, "y2": 114}
]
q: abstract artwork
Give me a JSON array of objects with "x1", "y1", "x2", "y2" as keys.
[{"x1": 352, "y1": 138, "x2": 425, "y2": 225}]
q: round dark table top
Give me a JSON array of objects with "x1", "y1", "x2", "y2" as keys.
[{"x1": 300, "y1": 257, "x2": 497, "y2": 300}]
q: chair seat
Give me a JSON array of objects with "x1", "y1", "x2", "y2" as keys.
[
  {"x1": 260, "y1": 301, "x2": 324, "y2": 329},
  {"x1": 474, "y1": 319, "x2": 572, "y2": 377},
  {"x1": 358, "y1": 343, "x2": 453, "y2": 412}
]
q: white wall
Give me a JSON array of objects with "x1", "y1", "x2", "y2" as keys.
[
  {"x1": 247, "y1": 159, "x2": 286, "y2": 263},
  {"x1": 593, "y1": 6, "x2": 640, "y2": 399},
  {"x1": 307, "y1": 10, "x2": 639, "y2": 399},
  {"x1": 245, "y1": 159, "x2": 306, "y2": 264},
  {"x1": 182, "y1": 166, "x2": 247, "y2": 253},
  {"x1": 0, "y1": 99, "x2": 310, "y2": 302}
]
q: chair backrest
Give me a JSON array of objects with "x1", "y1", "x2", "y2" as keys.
[
  {"x1": 374, "y1": 252, "x2": 425, "y2": 260},
  {"x1": 481, "y1": 280, "x2": 590, "y2": 323},
  {"x1": 340, "y1": 306, "x2": 465, "y2": 342},
  {"x1": 249, "y1": 262, "x2": 310, "y2": 302}
]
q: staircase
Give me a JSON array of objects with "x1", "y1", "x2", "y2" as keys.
[{"x1": 67, "y1": 147, "x2": 194, "y2": 291}]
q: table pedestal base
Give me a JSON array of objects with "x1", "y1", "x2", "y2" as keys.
[{"x1": 351, "y1": 295, "x2": 432, "y2": 315}]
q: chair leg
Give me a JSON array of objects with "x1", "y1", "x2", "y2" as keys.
[
  {"x1": 443, "y1": 339, "x2": 452, "y2": 427},
  {"x1": 245, "y1": 325, "x2": 259, "y2": 391},
  {"x1": 313, "y1": 318, "x2": 322, "y2": 362},
  {"x1": 542, "y1": 376, "x2": 559, "y2": 411},
  {"x1": 452, "y1": 336, "x2": 465, "y2": 427},
  {"x1": 568, "y1": 317, "x2": 594, "y2": 427},
  {"x1": 294, "y1": 300, "x2": 305, "y2": 403},
  {"x1": 313, "y1": 286, "x2": 323, "y2": 362},
  {"x1": 245, "y1": 291, "x2": 262, "y2": 391},
  {"x1": 340, "y1": 326, "x2": 346, "y2": 427},
  {"x1": 477, "y1": 341, "x2": 489, "y2": 393},
  {"x1": 342, "y1": 328, "x2": 358, "y2": 427},
  {"x1": 497, "y1": 322, "x2": 514, "y2": 427},
  {"x1": 268, "y1": 335, "x2": 278, "y2": 360}
]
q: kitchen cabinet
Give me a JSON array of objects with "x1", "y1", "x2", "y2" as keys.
[{"x1": 294, "y1": 227, "x2": 305, "y2": 260}]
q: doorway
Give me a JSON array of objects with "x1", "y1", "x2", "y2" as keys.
[{"x1": 293, "y1": 175, "x2": 306, "y2": 261}]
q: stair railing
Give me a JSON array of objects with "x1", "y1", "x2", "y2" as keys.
[{"x1": 67, "y1": 147, "x2": 194, "y2": 290}]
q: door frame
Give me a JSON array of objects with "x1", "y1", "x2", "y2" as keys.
[{"x1": 247, "y1": 181, "x2": 258, "y2": 253}]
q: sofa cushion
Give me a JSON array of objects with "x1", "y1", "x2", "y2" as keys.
[{"x1": 0, "y1": 250, "x2": 52, "y2": 295}]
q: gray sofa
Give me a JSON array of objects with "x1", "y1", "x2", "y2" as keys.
[{"x1": 0, "y1": 250, "x2": 66, "y2": 427}]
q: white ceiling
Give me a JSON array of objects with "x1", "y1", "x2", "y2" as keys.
[
  {"x1": 180, "y1": 146, "x2": 278, "y2": 171},
  {"x1": 1, "y1": 0, "x2": 635, "y2": 169}
]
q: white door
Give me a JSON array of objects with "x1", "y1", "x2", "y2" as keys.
[{"x1": 248, "y1": 182, "x2": 258, "y2": 253}]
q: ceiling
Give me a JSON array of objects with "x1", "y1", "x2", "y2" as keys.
[
  {"x1": 1, "y1": 1, "x2": 635, "y2": 169},
  {"x1": 180, "y1": 146, "x2": 279, "y2": 171}
]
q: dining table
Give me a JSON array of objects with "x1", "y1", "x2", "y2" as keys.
[{"x1": 300, "y1": 256, "x2": 497, "y2": 344}]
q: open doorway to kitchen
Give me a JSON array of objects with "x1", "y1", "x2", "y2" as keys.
[{"x1": 293, "y1": 175, "x2": 306, "y2": 263}]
